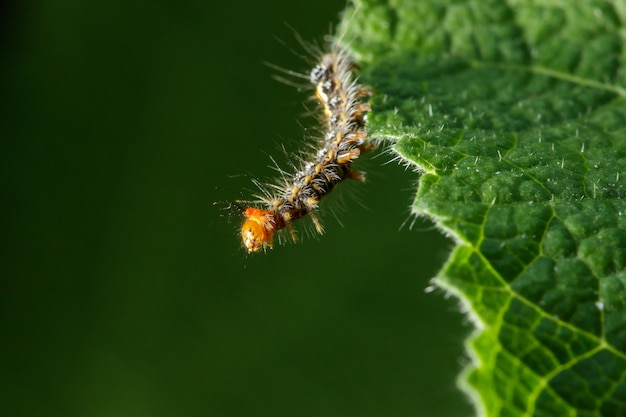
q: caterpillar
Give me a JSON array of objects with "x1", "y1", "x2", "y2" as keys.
[{"x1": 239, "y1": 35, "x2": 372, "y2": 253}]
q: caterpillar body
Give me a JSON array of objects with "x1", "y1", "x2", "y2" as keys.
[{"x1": 240, "y1": 39, "x2": 372, "y2": 253}]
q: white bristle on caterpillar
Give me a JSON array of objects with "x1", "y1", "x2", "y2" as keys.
[{"x1": 239, "y1": 30, "x2": 373, "y2": 253}]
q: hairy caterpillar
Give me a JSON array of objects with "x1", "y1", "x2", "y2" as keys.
[{"x1": 239, "y1": 33, "x2": 372, "y2": 253}]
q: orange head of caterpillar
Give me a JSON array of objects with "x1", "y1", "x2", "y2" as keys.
[{"x1": 241, "y1": 207, "x2": 279, "y2": 253}]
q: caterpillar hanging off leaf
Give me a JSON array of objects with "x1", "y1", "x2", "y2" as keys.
[{"x1": 236, "y1": 29, "x2": 373, "y2": 253}]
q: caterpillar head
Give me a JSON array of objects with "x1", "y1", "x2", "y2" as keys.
[{"x1": 241, "y1": 208, "x2": 277, "y2": 253}]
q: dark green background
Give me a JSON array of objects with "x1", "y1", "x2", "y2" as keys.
[{"x1": 1, "y1": 1, "x2": 470, "y2": 416}]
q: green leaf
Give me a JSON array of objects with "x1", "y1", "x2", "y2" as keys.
[{"x1": 340, "y1": 0, "x2": 626, "y2": 415}]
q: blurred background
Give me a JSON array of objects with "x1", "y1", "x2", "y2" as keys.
[{"x1": 1, "y1": 1, "x2": 471, "y2": 416}]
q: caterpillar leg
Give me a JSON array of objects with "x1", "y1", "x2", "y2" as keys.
[
  {"x1": 286, "y1": 223, "x2": 298, "y2": 243},
  {"x1": 309, "y1": 212, "x2": 324, "y2": 235}
]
